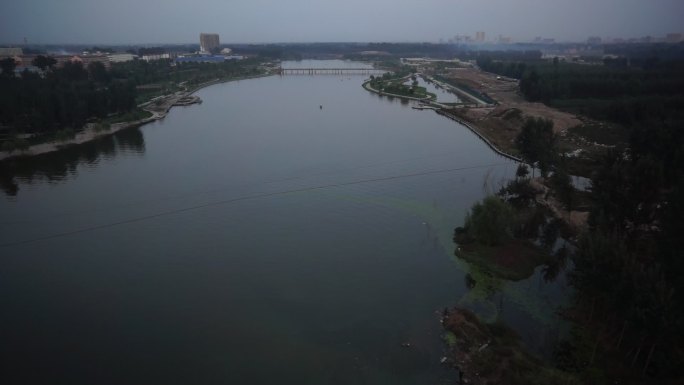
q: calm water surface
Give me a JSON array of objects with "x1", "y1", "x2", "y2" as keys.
[{"x1": 0, "y1": 60, "x2": 568, "y2": 384}]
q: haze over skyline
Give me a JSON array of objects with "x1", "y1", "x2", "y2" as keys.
[{"x1": 1, "y1": 0, "x2": 682, "y2": 45}]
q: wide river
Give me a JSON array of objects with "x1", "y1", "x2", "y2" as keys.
[{"x1": 0, "y1": 60, "x2": 569, "y2": 384}]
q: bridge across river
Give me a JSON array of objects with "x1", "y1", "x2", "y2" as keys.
[{"x1": 278, "y1": 67, "x2": 385, "y2": 75}]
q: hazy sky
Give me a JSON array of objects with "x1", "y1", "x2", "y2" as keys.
[{"x1": 1, "y1": 0, "x2": 682, "y2": 44}]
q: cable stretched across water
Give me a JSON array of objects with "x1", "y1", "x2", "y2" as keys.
[
  {"x1": 25, "y1": 148, "x2": 476, "y2": 221},
  {"x1": 1, "y1": 162, "x2": 509, "y2": 248}
]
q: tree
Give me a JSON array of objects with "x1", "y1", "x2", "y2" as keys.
[
  {"x1": 550, "y1": 164, "x2": 574, "y2": 210},
  {"x1": 88, "y1": 61, "x2": 110, "y2": 83},
  {"x1": 32, "y1": 55, "x2": 57, "y2": 71},
  {"x1": 515, "y1": 163, "x2": 530, "y2": 179},
  {"x1": 516, "y1": 117, "x2": 557, "y2": 176},
  {"x1": 0, "y1": 58, "x2": 16, "y2": 77},
  {"x1": 464, "y1": 196, "x2": 516, "y2": 246},
  {"x1": 61, "y1": 61, "x2": 87, "y2": 81},
  {"x1": 520, "y1": 68, "x2": 544, "y2": 101}
]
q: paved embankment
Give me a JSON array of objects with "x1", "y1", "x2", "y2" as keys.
[{"x1": 435, "y1": 109, "x2": 522, "y2": 162}]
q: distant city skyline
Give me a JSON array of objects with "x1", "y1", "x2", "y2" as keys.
[{"x1": 1, "y1": 0, "x2": 682, "y2": 45}]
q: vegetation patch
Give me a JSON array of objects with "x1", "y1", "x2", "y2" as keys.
[
  {"x1": 455, "y1": 237, "x2": 551, "y2": 281},
  {"x1": 443, "y1": 331, "x2": 458, "y2": 347},
  {"x1": 367, "y1": 70, "x2": 437, "y2": 100},
  {"x1": 0, "y1": 138, "x2": 30, "y2": 152},
  {"x1": 54, "y1": 128, "x2": 76, "y2": 142},
  {"x1": 453, "y1": 195, "x2": 553, "y2": 281},
  {"x1": 90, "y1": 122, "x2": 111, "y2": 133}
]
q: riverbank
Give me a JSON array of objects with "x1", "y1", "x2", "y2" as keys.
[
  {"x1": 442, "y1": 308, "x2": 578, "y2": 385},
  {"x1": 0, "y1": 72, "x2": 272, "y2": 162},
  {"x1": 435, "y1": 109, "x2": 522, "y2": 162}
]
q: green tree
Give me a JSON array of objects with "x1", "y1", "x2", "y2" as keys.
[
  {"x1": 87, "y1": 61, "x2": 110, "y2": 83},
  {"x1": 0, "y1": 58, "x2": 16, "y2": 76},
  {"x1": 516, "y1": 117, "x2": 557, "y2": 176},
  {"x1": 32, "y1": 55, "x2": 57, "y2": 71},
  {"x1": 464, "y1": 196, "x2": 516, "y2": 246},
  {"x1": 550, "y1": 164, "x2": 574, "y2": 210},
  {"x1": 515, "y1": 163, "x2": 530, "y2": 179},
  {"x1": 61, "y1": 61, "x2": 87, "y2": 81}
]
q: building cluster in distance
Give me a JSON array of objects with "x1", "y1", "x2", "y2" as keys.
[
  {"x1": 445, "y1": 31, "x2": 515, "y2": 45},
  {"x1": 447, "y1": 31, "x2": 486, "y2": 44},
  {"x1": 442, "y1": 31, "x2": 683, "y2": 46},
  {"x1": 0, "y1": 33, "x2": 244, "y2": 76}
]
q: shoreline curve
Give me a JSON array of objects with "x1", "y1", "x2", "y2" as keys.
[{"x1": 0, "y1": 73, "x2": 273, "y2": 162}]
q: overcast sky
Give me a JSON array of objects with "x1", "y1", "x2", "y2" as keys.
[{"x1": 1, "y1": 0, "x2": 682, "y2": 45}]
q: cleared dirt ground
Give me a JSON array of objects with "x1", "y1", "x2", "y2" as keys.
[
  {"x1": 444, "y1": 67, "x2": 581, "y2": 133},
  {"x1": 437, "y1": 67, "x2": 620, "y2": 177}
]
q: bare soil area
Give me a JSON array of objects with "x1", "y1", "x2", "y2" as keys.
[
  {"x1": 441, "y1": 68, "x2": 580, "y2": 133},
  {"x1": 437, "y1": 68, "x2": 619, "y2": 177}
]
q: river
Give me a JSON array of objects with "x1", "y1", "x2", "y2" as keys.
[{"x1": 0, "y1": 60, "x2": 569, "y2": 384}]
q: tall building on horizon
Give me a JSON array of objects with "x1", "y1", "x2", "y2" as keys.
[
  {"x1": 200, "y1": 33, "x2": 220, "y2": 53},
  {"x1": 475, "y1": 31, "x2": 485, "y2": 42}
]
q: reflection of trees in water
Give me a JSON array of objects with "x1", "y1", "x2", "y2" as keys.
[
  {"x1": 0, "y1": 127, "x2": 145, "y2": 196},
  {"x1": 117, "y1": 126, "x2": 145, "y2": 153}
]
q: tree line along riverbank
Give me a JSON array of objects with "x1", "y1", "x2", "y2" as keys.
[{"x1": 0, "y1": 57, "x2": 275, "y2": 159}]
